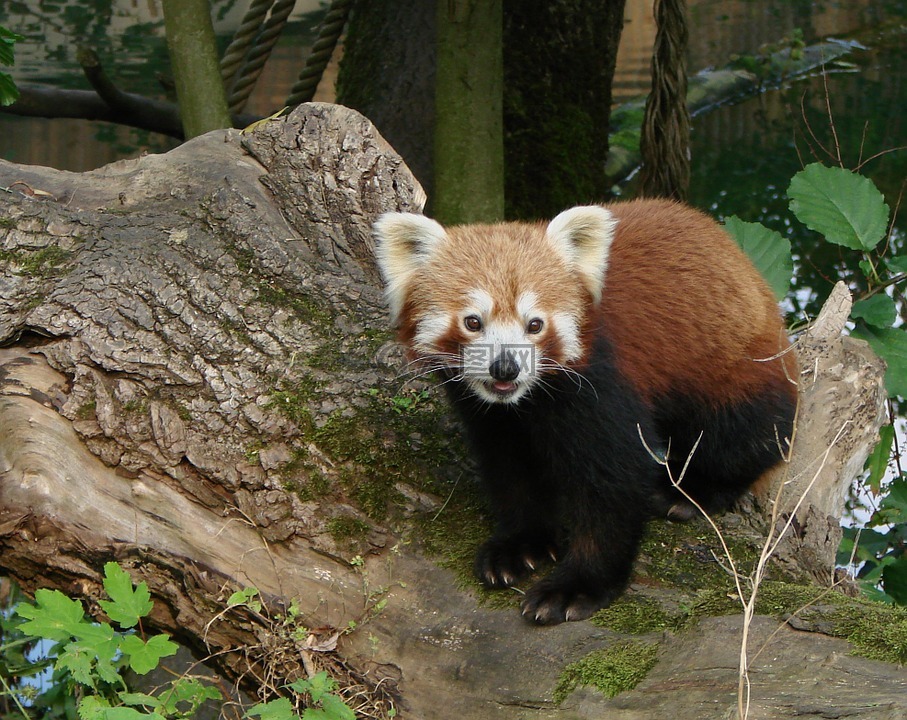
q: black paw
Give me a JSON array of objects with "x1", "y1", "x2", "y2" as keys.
[
  {"x1": 474, "y1": 533, "x2": 559, "y2": 588},
  {"x1": 520, "y1": 574, "x2": 619, "y2": 625}
]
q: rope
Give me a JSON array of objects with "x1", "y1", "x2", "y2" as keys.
[
  {"x1": 285, "y1": 0, "x2": 352, "y2": 106},
  {"x1": 220, "y1": 0, "x2": 275, "y2": 89},
  {"x1": 227, "y1": 0, "x2": 297, "y2": 114},
  {"x1": 639, "y1": 0, "x2": 691, "y2": 200}
]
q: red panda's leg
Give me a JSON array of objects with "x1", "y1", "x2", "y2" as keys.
[
  {"x1": 470, "y1": 423, "x2": 561, "y2": 588},
  {"x1": 516, "y1": 359, "x2": 664, "y2": 625},
  {"x1": 657, "y1": 383, "x2": 797, "y2": 513},
  {"x1": 446, "y1": 387, "x2": 561, "y2": 588},
  {"x1": 519, "y1": 480, "x2": 648, "y2": 624}
]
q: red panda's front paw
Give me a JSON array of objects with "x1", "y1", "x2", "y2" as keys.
[
  {"x1": 474, "y1": 533, "x2": 558, "y2": 589},
  {"x1": 520, "y1": 575, "x2": 619, "y2": 625}
]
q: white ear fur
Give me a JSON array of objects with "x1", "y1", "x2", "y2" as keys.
[
  {"x1": 545, "y1": 205, "x2": 617, "y2": 302},
  {"x1": 373, "y1": 213, "x2": 448, "y2": 321}
]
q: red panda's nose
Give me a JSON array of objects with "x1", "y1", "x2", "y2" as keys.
[{"x1": 489, "y1": 352, "x2": 520, "y2": 382}]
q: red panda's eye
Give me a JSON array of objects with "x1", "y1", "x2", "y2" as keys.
[
  {"x1": 464, "y1": 315, "x2": 483, "y2": 332},
  {"x1": 527, "y1": 318, "x2": 544, "y2": 334}
]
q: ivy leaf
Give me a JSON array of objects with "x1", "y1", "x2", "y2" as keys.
[
  {"x1": 120, "y1": 633, "x2": 178, "y2": 675},
  {"x1": 247, "y1": 698, "x2": 296, "y2": 720},
  {"x1": 850, "y1": 324, "x2": 907, "y2": 398},
  {"x1": 788, "y1": 164, "x2": 890, "y2": 250},
  {"x1": 722, "y1": 216, "x2": 792, "y2": 300},
  {"x1": 99, "y1": 562, "x2": 154, "y2": 629},
  {"x1": 17, "y1": 588, "x2": 87, "y2": 641},
  {"x1": 851, "y1": 294, "x2": 897, "y2": 329},
  {"x1": 864, "y1": 425, "x2": 895, "y2": 494}
]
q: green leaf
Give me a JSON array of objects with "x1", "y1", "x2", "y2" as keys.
[
  {"x1": 882, "y1": 555, "x2": 907, "y2": 605},
  {"x1": 17, "y1": 588, "x2": 87, "y2": 641},
  {"x1": 850, "y1": 324, "x2": 907, "y2": 398},
  {"x1": 0, "y1": 72, "x2": 18, "y2": 106},
  {"x1": 0, "y1": 27, "x2": 25, "y2": 67},
  {"x1": 885, "y1": 255, "x2": 907, "y2": 274},
  {"x1": 246, "y1": 698, "x2": 296, "y2": 720},
  {"x1": 318, "y1": 693, "x2": 356, "y2": 720},
  {"x1": 838, "y1": 526, "x2": 891, "y2": 565},
  {"x1": 58, "y1": 644, "x2": 97, "y2": 686},
  {"x1": 876, "y1": 476, "x2": 907, "y2": 525},
  {"x1": 157, "y1": 678, "x2": 222, "y2": 716},
  {"x1": 788, "y1": 164, "x2": 890, "y2": 250},
  {"x1": 722, "y1": 216, "x2": 792, "y2": 299},
  {"x1": 118, "y1": 692, "x2": 162, "y2": 709},
  {"x1": 120, "y1": 633, "x2": 178, "y2": 675},
  {"x1": 852, "y1": 294, "x2": 897, "y2": 329},
  {"x1": 99, "y1": 562, "x2": 153, "y2": 628},
  {"x1": 864, "y1": 425, "x2": 895, "y2": 494},
  {"x1": 78, "y1": 696, "x2": 111, "y2": 720},
  {"x1": 290, "y1": 671, "x2": 337, "y2": 703}
]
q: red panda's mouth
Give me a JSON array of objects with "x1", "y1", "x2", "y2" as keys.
[{"x1": 489, "y1": 380, "x2": 518, "y2": 395}]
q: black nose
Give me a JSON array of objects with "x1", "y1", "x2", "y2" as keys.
[{"x1": 489, "y1": 352, "x2": 520, "y2": 382}]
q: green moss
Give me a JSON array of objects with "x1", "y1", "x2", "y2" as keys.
[
  {"x1": 75, "y1": 401, "x2": 97, "y2": 421},
  {"x1": 591, "y1": 596, "x2": 680, "y2": 634},
  {"x1": 327, "y1": 515, "x2": 371, "y2": 544},
  {"x1": 122, "y1": 399, "x2": 148, "y2": 415},
  {"x1": 267, "y1": 377, "x2": 321, "y2": 433},
  {"x1": 638, "y1": 517, "x2": 758, "y2": 592},
  {"x1": 0, "y1": 246, "x2": 73, "y2": 277},
  {"x1": 553, "y1": 641, "x2": 659, "y2": 703}
]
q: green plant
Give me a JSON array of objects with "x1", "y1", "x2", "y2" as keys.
[
  {"x1": 725, "y1": 161, "x2": 906, "y2": 606},
  {"x1": 2, "y1": 563, "x2": 219, "y2": 720},
  {"x1": 1, "y1": 566, "x2": 362, "y2": 720},
  {"x1": 246, "y1": 673, "x2": 355, "y2": 720},
  {"x1": 0, "y1": 26, "x2": 23, "y2": 107}
]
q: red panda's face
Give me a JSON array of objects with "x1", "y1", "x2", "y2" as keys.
[{"x1": 373, "y1": 207, "x2": 617, "y2": 405}]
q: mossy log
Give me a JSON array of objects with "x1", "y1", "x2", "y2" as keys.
[{"x1": 0, "y1": 104, "x2": 902, "y2": 719}]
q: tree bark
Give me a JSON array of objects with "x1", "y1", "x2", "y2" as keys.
[{"x1": 0, "y1": 104, "x2": 901, "y2": 719}]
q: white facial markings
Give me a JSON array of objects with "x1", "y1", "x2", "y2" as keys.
[
  {"x1": 553, "y1": 311, "x2": 582, "y2": 362},
  {"x1": 516, "y1": 291, "x2": 540, "y2": 323},
  {"x1": 413, "y1": 312, "x2": 453, "y2": 353},
  {"x1": 465, "y1": 288, "x2": 495, "y2": 322}
]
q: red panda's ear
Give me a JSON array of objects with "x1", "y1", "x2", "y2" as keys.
[
  {"x1": 545, "y1": 206, "x2": 617, "y2": 302},
  {"x1": 373, "y1": 213, "x2": 448, "y2": 321}
]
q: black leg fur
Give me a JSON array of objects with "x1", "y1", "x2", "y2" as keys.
[
  {"x1": 654, "y1": 387, "x2": 797, "y2": 513},
  {"x1": 448, "y1": 344, "x2": 664, "y2": 625}
]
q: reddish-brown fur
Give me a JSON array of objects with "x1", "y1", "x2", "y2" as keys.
[{"x1": 591, "y1": 199, "x2": 797, "y2": 406}]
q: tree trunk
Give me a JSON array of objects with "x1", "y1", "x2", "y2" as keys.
[
  {"x1": 162, "y1": 0, "x2": 232, "y2": 137},
  {"x1": 0, "y1": 104, "x2": 902, "y2": 719},
  {"x1": 432, "y1": 0, "x2": 504, "y2": 224},
  {"x1": 338, "y1": 1, "x2": 626, "y2": 220}
]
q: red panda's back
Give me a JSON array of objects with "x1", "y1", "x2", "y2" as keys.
[{"x1": 594, "y1": 199, "x2": 796, "y2": 406}]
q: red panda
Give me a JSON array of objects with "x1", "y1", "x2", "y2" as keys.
[{"x1": 373, "y1": 199, "x2": 798, "y2": 625}]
